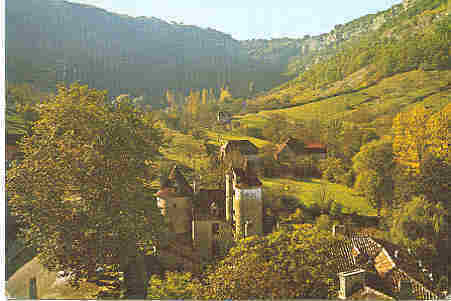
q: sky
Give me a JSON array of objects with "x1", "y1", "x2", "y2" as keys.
[{"x1": 68, "y1": 0, "x2": 403, "y2": 40}]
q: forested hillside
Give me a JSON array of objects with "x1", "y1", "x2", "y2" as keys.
[
  {"x1": 8, "y1": 0, "x2": 444, "y2": 107},
  {"x1": 6, "y1": 0, "x2": 451, "y2": 298},
  {"x1": 245, "y1": 0, "x2": 449, "y2": 111},
  {"x1": 6, "y1": 0, "x2": 286, "y2": 105}
]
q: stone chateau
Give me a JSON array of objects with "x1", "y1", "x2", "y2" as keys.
[{"x1": 156, "y1": 140, "x2": 263, "y2": 262}]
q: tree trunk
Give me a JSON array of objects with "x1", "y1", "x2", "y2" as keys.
[{"x1": 121, "y1": 246, "x2": 148, "y2": 299}]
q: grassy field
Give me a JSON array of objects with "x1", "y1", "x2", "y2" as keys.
[
  {"x1": 205, "y1": 130, "x2": 270, "y2": 148},
  {"x1": 161, "y1": 127, "x2": 270, "y2": 171},
  {"x1": 261, "y1": 177, "x2": 376, "y2": 216},
  {"x1": 237, "y1": 70, "x2": 451, "y2": 129}
]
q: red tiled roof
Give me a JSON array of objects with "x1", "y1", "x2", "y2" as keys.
[
  {"x1": 304, "y1": 142, "x2": 326, "y2": 150},
  {"x1": 274, "y1": 139, "x2": 326, "y2": 160},
  {"x1": 232, "y1": 167, "x2": 262, "y2": 187}
]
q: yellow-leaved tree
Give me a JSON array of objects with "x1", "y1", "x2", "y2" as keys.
[
  {"x1": 392, "y1": 103, "x2": 450, "y2": 171},
  {"x1": 392, "y1": 104, "x2": 432, "y2": 171},
  {"x1": 427, "y1": 103, "x2": 450, "y2": 163},
  {"x1": 218, "y1": 86, "x2": 232, "y2": 103}
]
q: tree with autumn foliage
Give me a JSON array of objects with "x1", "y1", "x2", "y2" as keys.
[
  {"x1": 6, "y1": 83, "x2": 166, "y2": 299},
  {"x1": 390, "y1": 103, "x2": 450, "y2": 286},
  {"x1": 352, "y1": 138, "x2": 395, "y2": 217},
  {"x1": 392, "y1": 104, "x2": 433, "y2": 171},
  {"x1": 218, "y1": 86, "x2": 232, "y2": 103},
  {"x1": 392, "y1": 103, "x2": 450, "y2": 202},
  {"x1": 192, "y1": 224, "x2": 340, "y2": 299}
]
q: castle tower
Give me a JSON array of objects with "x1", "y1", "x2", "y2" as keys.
[
  {"x1": 225, "y1": 171, "x2": 233, "y2": 222},
  {"x1": 156, "y1": 166, "x2": 193, "y2": 236},
  {"x1": 232, "y1": 160, "x2": 263, "y2": 239}
]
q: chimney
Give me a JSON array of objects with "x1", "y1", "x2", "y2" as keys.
[
  {"x1": 333, "y1": 224, "x2": 346, "y2": 236},
  {"x1": 338, "y1": 269, "x2": 366, "y2": 299}
]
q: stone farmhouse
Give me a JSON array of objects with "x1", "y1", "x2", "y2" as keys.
[
  {"x1": 274, "y1": 137, "x2": 327, "y2": 162},
  {"x1": 216, "y1": 111, "x2": 232, "y2": 125},
  {"x1": 220, "y1": 139, "x2": 259, "y2": 162}
]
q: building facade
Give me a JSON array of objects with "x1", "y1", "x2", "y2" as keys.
[{"x1": 156, "y1": 141, "x2": 263, "y2": 261}]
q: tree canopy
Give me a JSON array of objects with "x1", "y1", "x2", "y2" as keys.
[
  {"x1": 192, "y1": 224, "x2": 340, "y2": 299},
  {"x1": 353, "y1": 138, "x2": 395, "y2": 216},
  {"x1": 6, "y1": 83, "x2": 166, "y2": 298}
]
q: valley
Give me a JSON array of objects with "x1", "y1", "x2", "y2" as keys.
[{"x1": 5, "y1": 0, "x2": 450, "y2": 299}]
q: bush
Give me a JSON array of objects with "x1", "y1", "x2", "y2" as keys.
[
  {"x1": 281, "y1": 195, "x2": 300, "y2": 211},
  {"x1": 319, "y1": 157, "x2": 347, "y2": 183},
  {"x1": 260, "y1": 152, "x2": 280, "y2": 178},
  {"x1": 147, "y1": 272, "x2": 194, "y2": 299},
  {"x1": 337, "y1": 170, "x2": 355, "y2": 187},
  {"x1": 309, "y1": 203, "x2": 323, "y2": 218},
  {"x1": 279, "y1": 208, "x2": 307, "y2": 230},
  {"x1": 294, "y1": 157, "x2": 318, "y2": 178},
  {"x1": 329, "y1": 201, "x2": 343, "y2": 217},
  {"x1": 245, "y1": 127, "x2": 264, "y2": 139},
  {"x1": 316, "y1": 214, "x2": 332, "y2": 231}
]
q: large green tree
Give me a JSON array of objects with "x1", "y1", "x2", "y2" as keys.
[
  {"x1": 6, "y1": 82, "x2": 49, "y2": 135},
  {"x1": 390, "y1": 195, "x2": 449, "y2": 282},
  {"x1": 147, "y1": 272, "x2": 195, "y2": 300},
  {"x1": 192, "y1": 224, "x2": 340, "y2": 299},
  {"x1": 6, "y1": 83, "x2": 165, "y2": 298},
  {"x1": 352, "y1": 138, "x2": 395, "y2": 217}
]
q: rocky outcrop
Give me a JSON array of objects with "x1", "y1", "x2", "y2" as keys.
[{"x1": 403, "y1": 0, "x2": 416, "y2": 10}]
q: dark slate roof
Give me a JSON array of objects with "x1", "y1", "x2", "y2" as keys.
[
  {"x1": 232, "y1": 167, "x2": 262, "y2": 187},
  {"x1": 371, "y1": 238, "x2": 435, "y2": 290},
  {"x1": 329, "y1": 234, "x2": 437, "y2": 298},
  {"x1": 223, "y1": 140, "x2": 258, "y2": 155},
  {"x1": 329, "y1": 234, "x2": 383, "y2": 273},
  {"x1": 194, "y1": 189, "x2": 226, "y2": 219}
]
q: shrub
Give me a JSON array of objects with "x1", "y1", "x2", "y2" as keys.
[
  {"x1": 316, "y1": 214, "x2": 332, "y2": 231},
  {"x1": 147, "y1": 272, "x2": 194, "y2": 299},
  {"x1": 246, "y1": 127, "x2": 264, "y2": 139},
  {"x1": 337, "y1": 170, "x2": 355, "y2": 187},
  {"x1": 329, "y1": 201, "x2": 343, "y2": 217},
  {"x1": 281, "y1": 195, "x2": 300, "y2": 211},
  {"x1": 319, "y1": 157, "x2": 347, "y2": 183}
]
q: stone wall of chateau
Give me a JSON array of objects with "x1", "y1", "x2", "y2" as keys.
[
  {"x1": 233, "y1": 187, "x2": 263, "y2": 239},
  {"x1": 157, "y1": 196, "x2": 192, "y2": 234},
  {"x1": 192, "y1": 219, "x2": 225, "y2": 260}
]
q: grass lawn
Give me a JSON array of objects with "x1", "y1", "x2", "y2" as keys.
[
  {"x1": 161, "y1": 127, "x2": 270, "y2": 169},
  {"x1": 261, "y1": 177, "x2": 376, "y2": 216}
]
